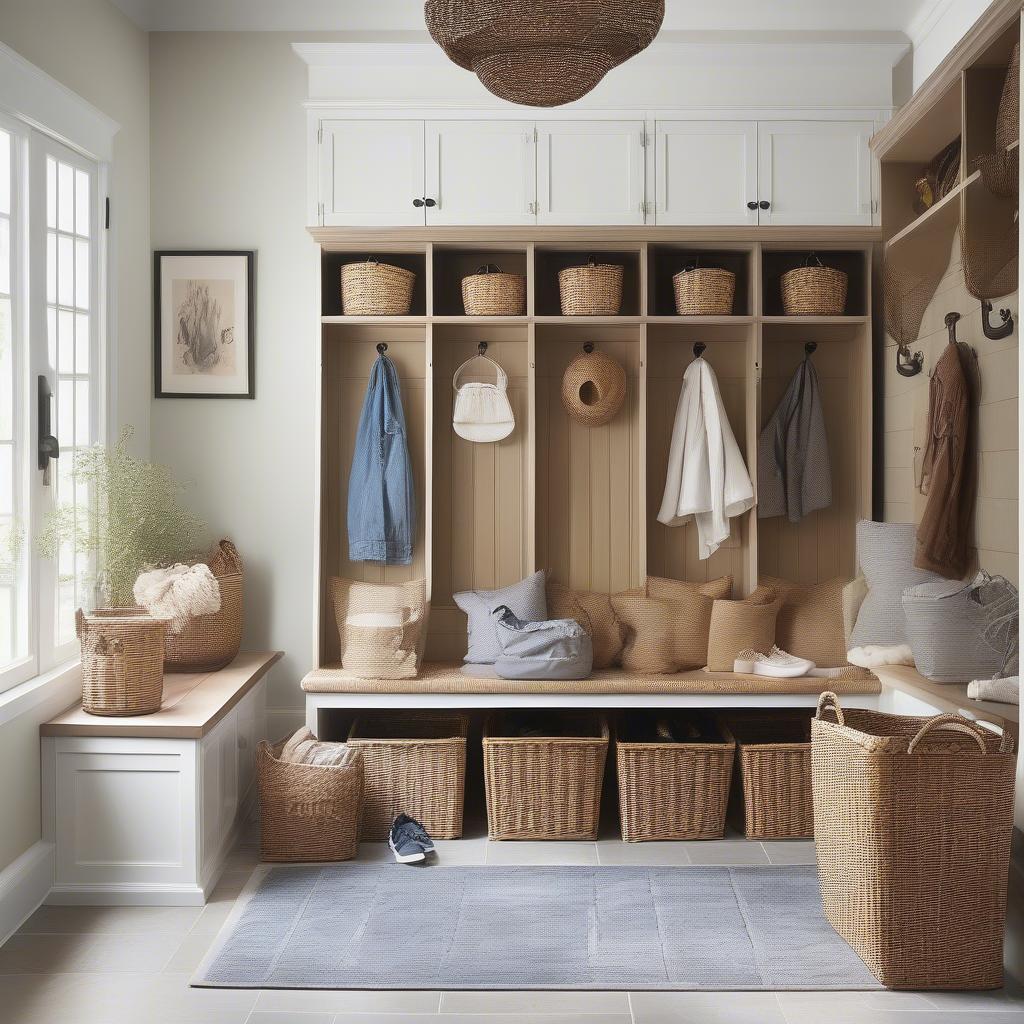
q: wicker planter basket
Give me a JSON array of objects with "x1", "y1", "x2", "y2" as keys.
[
  {"x1": 781, "y1": 254, "x2": 848, "y2": 315},
  {"x1": 673, "y1": 266, "x2": 736, "y2": 316},
  {"x1": 722, "y1": 711, "x2": 813, "y2": 839},
  {"x1": 257, "y1": 739, "x2": 363, "y2": 862},
  {"x1": 165, "y1": 540, "x2": 243, "y2": 673},
  {"x1": 340, "y1": 260, "x2": 416, "y2": 316},
  {"x1": 812, "y1": 692, "x2": 1016, "y2": 990},
  {"x1": 77, "y1": 609, "x2": 167, "y2": 717},
  {"x1": 616, "y1": 715, "x2": 734, "y2": 841},
  {"x1": 483, "y1": 713, "x2": 608, "y2": 840},
  {"x1": 558, "y1": 260, "x2": 623, "y2": 316},
  {"x1": 462, "y1": 264, "x2": 526, "y2": 316},
  {"x1": 347, "y1": 713, "x2": 468, "y2": 840}
]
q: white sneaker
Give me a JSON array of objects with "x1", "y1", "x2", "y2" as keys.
[{"x1": 733, "y1": 646, "x2": 816, "y2": 678}]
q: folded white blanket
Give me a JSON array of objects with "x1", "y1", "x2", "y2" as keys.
[
  {"x1": 133, "y1": 563, "x2": 221, "y2": 633},
  {"x1": 967, "y1": 676, "x2": 1020, "y2": 705},
  {"x1": 846, "y1": 644, "x2": 915, "y2": 669}
]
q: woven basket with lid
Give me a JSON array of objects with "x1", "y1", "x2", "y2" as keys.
[
  {"x1": 673, "y1": 266, "x2": 736, "y2": 316},
  {"x1": 164, "y1": 539, "x2": 243, "y2": 673},
  {"x1": 558, "y1": 260, "x2": 623, "y2": 316},
  {"x1": 340, "y1": 260, "x2": 416, "y2": 316},
  {"x1": 461, "y1": 263, "x2": 526, "y2": 316},
  {"x1": 77, "y1": 609, "x2": 167, "y2": 716},
  {"x1": 781, "y1": 254, "x2": 848, "y2": 315}
]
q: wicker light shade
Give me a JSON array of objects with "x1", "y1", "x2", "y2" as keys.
[{"x1": 425, "y1": 1, "x2": 665, "y2": 107}]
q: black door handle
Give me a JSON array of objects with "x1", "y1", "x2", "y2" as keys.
[
  {"x1": 38, "y1": 375, "x2": 59, "y2": 474},
  {"x1": 746, "y1": 201, "x2": 758, "y2": 210},
  {"x1": 412, "y1": 198, "x2": 424, "y2": 208},
  {"x1": 759, "y1": 200, "x2": 771, "y2": 210},
  {"x1": 424, "y1": 198, "x2": 437, "y2": 208}
]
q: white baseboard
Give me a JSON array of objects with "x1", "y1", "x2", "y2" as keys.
[
  {"x1": 0, "y1": 841, "x2": 55, "y2": 943},
  {"x1": 46, "y1": 882, "x2": 206, "y2": 907}
]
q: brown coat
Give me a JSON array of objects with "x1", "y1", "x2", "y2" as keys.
[{"x1": 915, "y1": 341, "x2": 978, "y2": 579}]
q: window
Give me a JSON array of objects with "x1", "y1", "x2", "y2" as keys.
[{"x1": 0, "y1": 118, "x2": 102, "y2": 692}]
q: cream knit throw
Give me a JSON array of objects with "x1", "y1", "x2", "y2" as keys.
[
  {"x1": 133, "y1": 563, "x2": 221, "y2": 633},
  {"x1": 967, "y1": 676, "x2": 1020, "y2": 705}
]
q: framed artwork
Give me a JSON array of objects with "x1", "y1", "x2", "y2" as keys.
[{"x1": 154, "y1": 250, "x2": 255, "y2": 398}]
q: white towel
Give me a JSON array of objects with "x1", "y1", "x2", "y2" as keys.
[
  {"x1": 133, "y1": 563, "x2": 221, "y2": 633},
  {"x1": 967, "y1": 676, "x2": 1020, "y2": 705},
  {"x1": 657, "y1": 357, "x2": 754, "y2": 559}
]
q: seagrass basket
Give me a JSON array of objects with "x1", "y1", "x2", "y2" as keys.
[
  {"x1": 77, "y1": 609, "x2": 167, "y2": 716},
  {"x1": 257, "y1": 739, "x2": 363, "y2": 862},
  {"x1": 673, "y1": 266, "x2": 736, "y2": 316},
  {"x1": 483, "y1": 712, "x2": 608, "y2": 840},
  {"x1": 721, "y1": 711, "x2": 813, "y2": 839},
  {"x1": 812, "y1": 692, "x2": 1016, "y2": 989},
  {"x1": 558, "y1": 260, "x2": 623, "y2": 315},
  {"x1": 164, "y1": 540, "x2": 243, "y2": 673},
  {"x1": 616, "y1": 715, "x2": 734, "y2": 841},
  {"x1": 461, "y1": 263, "x2": 526, "y2": 316},
  {"x1": 340, "y1": 260, "x2": 416, "y2": 316},
  {"x1": 347, "y1": 712, "x2": 468, "y2": 840},
  {"x1": 781, "y1": 254, "x2": 848, "y2": 315}
]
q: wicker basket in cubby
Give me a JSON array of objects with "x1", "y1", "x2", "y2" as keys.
[
  {"x1": 557, "y1": 260, "x2": 623, "y2": 316},
  {"x1": 340, "y1": 260, "x2": 416, "y2": 316},
  {"x1": 461, "y1": 264, "x2": 526, "y2": 316},
  {"x1": 781, "y1": 254, "x2": 848, "y2": 315},
  {"x1": 672, "y1": 266, "x2": 736, "y2": 316}
]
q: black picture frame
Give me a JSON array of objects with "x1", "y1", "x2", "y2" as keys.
[{"x1": 154, "y1": 249, "x2": 256, "y2": 399}]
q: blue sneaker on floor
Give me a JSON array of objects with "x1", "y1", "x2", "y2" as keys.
[{"x1": 389, "y1": 813, "x2": 435, "y2": 863}]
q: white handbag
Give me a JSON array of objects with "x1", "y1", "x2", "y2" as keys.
[{"x1": 452, "y1": 350, "x2": 515, "y2": 443}]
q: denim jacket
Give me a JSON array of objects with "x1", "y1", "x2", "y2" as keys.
[{"x1": 347, "y1": 353, "x2": 415, "y2": 565}]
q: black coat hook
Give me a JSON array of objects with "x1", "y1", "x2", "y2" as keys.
[
  {"x1": 896, "y1": 343, "x2": 923, "y2": 377},
  {"x1": 376, "y1": 342, "x2": 388, "y2": 354},
  {"x1": 981, "y1": 299, "x2": 1014, "y2": 340},
  {"x1": 583, "y1": 341, "x2": 595, "y2": 353},
  {"x1": 945, "y1": 311, "x2": 961, "y2": 344},
  {"x1": 693, "y1": 341, "x2": 706, "y2": 358},
  {"x1": 804, "y1": 341, "x2": 817, "y2": 357},
  {"x1": 478, "y1": 340, "x2": 488, "y2": 355}
]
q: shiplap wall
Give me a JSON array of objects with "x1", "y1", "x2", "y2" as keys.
[{"x1": 883, "y1": 235, "x2": 1019, "y2": 584}]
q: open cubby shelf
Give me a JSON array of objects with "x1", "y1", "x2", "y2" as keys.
[{"x1": 317, "y1": 236, "x2": 873, "y2": 667}]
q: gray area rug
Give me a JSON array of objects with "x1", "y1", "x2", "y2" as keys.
[{"x1": 193, "y1": 862, "x2": 880, "y2": 990}]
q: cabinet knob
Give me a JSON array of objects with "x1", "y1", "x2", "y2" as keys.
[
  {"x1": 424, "y1": 198, "x2": 437, "y2": 208},
  {"x1": 759, "y1": 200, "x2": 771, "y2": 210},
  {"x1": 412, "y1": 198, "x2": 424, "y2": 208},
  {"x1": 746, "y1": 201, "x2": 758, "y2": 210}
]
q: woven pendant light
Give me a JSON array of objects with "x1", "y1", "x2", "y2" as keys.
[{"x1": 425, "y1": 1, "x2": 665, "y2": 107}]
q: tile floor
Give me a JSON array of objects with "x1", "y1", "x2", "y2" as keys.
[{"x1": 2, "y1": 829, "x2": 1022, "y2": 1024}]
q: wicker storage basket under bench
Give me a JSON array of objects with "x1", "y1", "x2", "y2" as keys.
[
  {"x1": 483, "y1": 712, "x2": 608, "y2": 840},
  {"x1": 615, "y1": 713, "x2": 735, "y2": 841},
  {"x1": 812, "y1": 692, "x2": 1016, "y2": 990},
  {"x1": 347, "y1": 712, "x2": 468, "y2": 840}
]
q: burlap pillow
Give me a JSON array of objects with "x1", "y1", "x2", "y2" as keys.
[
  {"x1": 609, "y1": 594, "x2": 678, "y2": 674},
  {"x1": 842, "y1": 574, "x2": 868, "y2": 648},
  {"x1": 760, "y1": 575, "x2": 848, "y2": 668},
  {"x1": 546, "y1": 582, "x2": 624, "y2": 669},
  {"x1": 706, "y1": 586, "x2": 780, "y2": 672},
  {"x1": 645, "y1": 575, "x2": 734, "y2": 669}
]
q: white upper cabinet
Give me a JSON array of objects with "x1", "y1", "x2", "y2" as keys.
[
  {"x1": 655, "y1": 121, "x2": 758, "y2": 226},
  {"x1": 536, "y1": 121, "x2": 646, "y2": 225},
  {"x1": 425, "y1": 121, "x2": 536, "y2": 225},
  {"x1": 757, "y1": 121, "x2": 874, "y2": 225},
  {"x1": 319, "y1": 120, "x2": 425, "y2": 226}
]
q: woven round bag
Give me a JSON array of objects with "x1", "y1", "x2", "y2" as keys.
[
  {"x1": 561, "y1": 346, "x2": 627, "y2": 427},
  {"x1": 781, "y1": 254, "x2": 848, "y2": 316},
  {"x1": 340, "y1": 260, "x2": 416, "y2": 316},
  {"x1": 164, "y1": 540, "x2": 243, "y2": 673}
]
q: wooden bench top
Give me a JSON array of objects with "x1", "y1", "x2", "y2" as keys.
[
  {"x1": 42, "y1": 651, "x2": 283, "y2": 739},
  {"x1": 301, "y1": 661, "x2": 881, "y2": 696}
]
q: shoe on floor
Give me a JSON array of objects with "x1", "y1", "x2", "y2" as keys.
[
  {"x1": 389, "y1": 813, "x2": 434, "y2": 863},
  {"x1": 733, "y1": 646, "x2": 816, "y2": 678}
]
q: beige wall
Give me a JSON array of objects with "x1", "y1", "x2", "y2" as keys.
[
  {"x1": 0, "y1": 0, "x2": 150, "y2": 871},
  {"x1": 149, "y1": 33, "x2": 320, "y2": 726},
  {"x1": 883, "y1": 235, "x2": 1019, "y2": 585}
]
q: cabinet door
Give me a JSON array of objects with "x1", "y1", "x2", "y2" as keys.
[
  {"x1": 757, "y1": 121, "x2": 873, "y2": 225},
  {"x1": 425, "y1": 121, "x2": 536, "y2": 225},
  {"x1": 655, "y1": 121, "x2": 757, "y2": 226},
  {"x1": 537, "y1": 121, "x2": 646, "y2": 225},
  {"x1": 319, "y1": 120, "x2": 425, "y2": 226}
]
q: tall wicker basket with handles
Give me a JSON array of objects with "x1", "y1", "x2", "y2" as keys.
[
  {"x1": 164, "y1": 540, "x2": 243, "y2": 673},
  {"x1": 812, "y1": 692, "x2": 1016, "y2": 990},
  {"x1": 77, "y1": 609, "x2": 168, "y2": 716},
  {"x1": 781, "y1": 253, "x2": 848, "y2": 315}
]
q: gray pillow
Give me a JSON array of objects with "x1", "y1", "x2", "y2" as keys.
[
  {"x1": 453, "y1": 570, "x2": 547, "y2": 664},
  {"x1": 849, "y1": 521, "x2": 939, "y2": 647}
]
